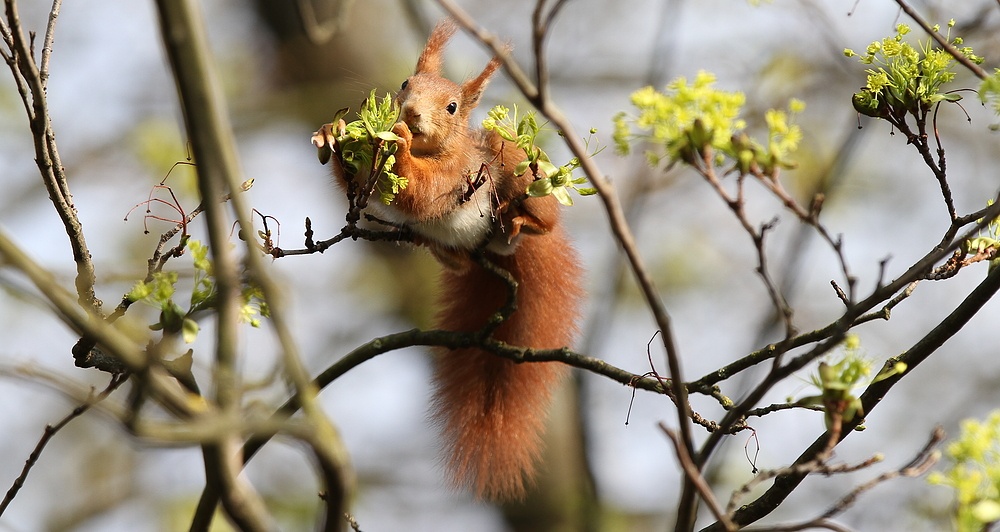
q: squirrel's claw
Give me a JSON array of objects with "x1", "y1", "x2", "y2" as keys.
[
  {"x1": 392, "y1": 121, "x2": 413, "y2": 146},
  {"x1": 311, "y1": 120, "x2": 346, "y2": 165}
]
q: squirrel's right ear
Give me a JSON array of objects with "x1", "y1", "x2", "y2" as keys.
[
  {"x1": 414, "y1": 20, "x2": 457, "y2": 75},
  {"x1": 461, "y1": 50, "x2": 505, "y2": 111}
]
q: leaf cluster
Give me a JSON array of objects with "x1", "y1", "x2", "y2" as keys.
[
  {"x1": 320, "y1": 90, "x2": 408, "y2": 205},
  {"x1": 482, "y1": 104, "x2": 597, "y2": 206},
  {"x1": 845, "y1": 22, "x2": 983, "y2": 121},
  {"x1": 929, "y1": 411, "x2": 1000, "y2": 531},
  {"x1": 612, "y1": 71, "x2": 804, "y2": 177},
  {"x1": 792, "y1": 335, "x2": 906, "y2": 430},
  {"x1": 126, "y1": 239, "x2": 269, "y2": 343}
]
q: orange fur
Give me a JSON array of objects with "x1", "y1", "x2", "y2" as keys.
[
  {"x1": 433, "y1": 223, "x2": 581, "y2": 499},
  {"x1": 319, "y1": 20, "x2": 583, "y2": 500},
  {"x1": 396, "y1": 21, "x2": 583, "y2": 501}
]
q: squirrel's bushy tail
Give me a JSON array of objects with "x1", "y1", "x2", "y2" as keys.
[{"x1": 432, "y1": 226, "x2": 582, "y2": 500}]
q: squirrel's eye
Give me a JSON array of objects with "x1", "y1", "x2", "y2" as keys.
[
  {"x1": 446, "y1": 102, "x2": 458, "y2": 115},
  {"x1": 400, "y1": 80, "x2": 408, "y2": 90}
]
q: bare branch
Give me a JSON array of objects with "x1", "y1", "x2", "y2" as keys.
[
  {"x1": 661, "y1": 423, "x2": 737, "y2": 531},
  {"x1": 39, "y1": 0, "x2": 58, "y2": 82},
  {"x1": 153, "y1": 1, "x2": 352, "y2": 529},
  {"x1": 0, "y1": 373, "x2": 127, "y2": 517},
  {"x1": 712, "y1": 264, "x2": 1000, "y2": 529},
  {"x1": 2, "y1": 0, "x2": 99, "y2": 312},
  {"x1": 737, "y1": 427, "x2": 943, "y2": 531}
]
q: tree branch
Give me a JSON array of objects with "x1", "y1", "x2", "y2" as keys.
[
  {"x1": 2, "y1": 0, "x2": 99, "y2": 312},
  {"x1": 893, "y1": 0, "x2": 988, "y2": 80},
  {"x1": 710, "y1": 263, "x2": 1000, "y2": 529},
  {"x1": 153, "y1": 1, "x2": 352, "y2": 529},
  {"x1": 0, "y1": 373, "x2": 127, "y2": 517},
  {"x1": 155, "y1": 1, "x2": 277, "y2": 529}
]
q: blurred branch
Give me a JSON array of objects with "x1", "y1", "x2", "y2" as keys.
[
  {"x1": 0, "y1": 373, "x2": 127, "y2": 517},
  {"x1": 0, "y1": 229, "x2": 203, "y2": 418},
  {"x1": 296, "y1": 0, "x2": 354, "y2": 44},
  {"x1": 153, "y1": 0, "x2": 273, "y2": 528},
  {"x1": 0, "y1": 0, "x2": 99, "y2": 313},
  {"x1": 153, "y1": 0, "x2": 351, "y2": 529}
]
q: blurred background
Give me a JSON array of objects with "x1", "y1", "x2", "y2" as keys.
[{"x1": 1, "y1": 0, "x2": 1000, "y2": 530}]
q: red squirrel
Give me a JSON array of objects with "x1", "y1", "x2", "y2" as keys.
[{"x1": 314, "y1": 20, "x2": 582, "y2": 500}]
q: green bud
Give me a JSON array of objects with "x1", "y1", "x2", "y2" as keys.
[
  {"x1": 514, "y1": 160, "x2": 530, "y2": 176},
  {"x1": 852, "y1": 92, "x2": 883, "y2": 118},
  {"x1": 527, "y1": 179, "x2": 554, "y2": 197},
  {"x1": 552, "y1": 168, "x2": 570, "y2": 187},
  {"x1": 689, "y1": 118, "x2": 712, "y2": 149},
  {"x1": 737, "y1": 149, "x2": 754, "y2": 174}
]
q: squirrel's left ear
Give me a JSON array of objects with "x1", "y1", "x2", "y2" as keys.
[
  {"x1": 415, "y1": 20, "x2": 457, "y2": 75},
  {"x1": 461, "y1": 54, "x2": 504, "y2": 110}
]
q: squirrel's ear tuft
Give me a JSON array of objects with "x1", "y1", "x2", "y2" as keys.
[
  {"x1": 415, "y1": 20, "x2": 457, "y2": 75},
  {"x1": 461, "y1": 52, "x2": 504, "y2": 110}
]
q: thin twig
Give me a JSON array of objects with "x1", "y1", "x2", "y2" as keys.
[
  {"x1": 713, "y1": 264, "x2": 1000, "y2": 529},
  {"x1": 39, "y1": 0, "x2": 59, "y2": 83},
  {"x1": 661, "y1": 424, "x2": 737, "y2": 531},
  {"x1": 893, "y1": 0, "x2": 988, "y2": 79},
  {"x1": 3, "y1": 0, "x2": 99, "y2": 312},
  {"x1": 0, "y1": 373, "x2": 127, "y2": 516},
  {"x1": 737, "y1": 427, "x2": 943, "y2": 532}
]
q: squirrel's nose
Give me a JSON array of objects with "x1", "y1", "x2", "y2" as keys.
[{"x1": 401, "y1": 106, "x2": 420, "y2": 123}]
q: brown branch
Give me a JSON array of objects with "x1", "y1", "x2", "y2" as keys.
[
  {"x1": 269, "y1": 222, "x2": 412, "y2": 258},
  {"x1": 817, "y1": 426, "x2": 942, "y2": 520},
  {"x1": 38, "y1": 0, "x2": 58, "y2": 81},
  {"x1": 154, "y1": 2, "x2": 352, "y2": 530},
  {"x1": 893, "y1": 0, "x2": 988, "y2": 80},
  {"x1": 692, "y1": 195, "x2": 1000, "y2": 418},
  {"x1": 725, "y1": 415, "x2": 847, "y2": 516},
  {"x1": 751, "y1": 168, "x2": 857, "y2": 302},
  {"x1": 710, "y1": 262, "x2": 1000, "y2": 529},
  {"x1": 2, "y1": 0, "x2": 99, "y2": 312},
  {"x1": 697, "y1": 156, "x2": 798, "y2": 337},
  {"x1": 737, "y1": 427, "x2": 943, "y2": 531},
  {"x1": 893, "y1": 115, "x2": 958, "y2": 222},
  {"x1": 0, "y1": 373, "x2": 127, "y2": 517},
  {"x1": 661, "y1": 424, "x2": 736, "y2": 530},
  {"x1": 187, "y1": 317, "x2": 682, "y2": 519}
]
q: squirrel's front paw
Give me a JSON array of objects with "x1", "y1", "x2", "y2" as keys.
[
  {"x1": 392, "y1": 121, "x2": 412, "y2": 150},
  {"x1": 311, "y1": 120, "x2": 345, "y2": 165}
]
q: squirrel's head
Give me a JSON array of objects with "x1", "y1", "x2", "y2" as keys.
[{"x1": 395, "y1": 20, "x2": 503, "y2": 155}]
